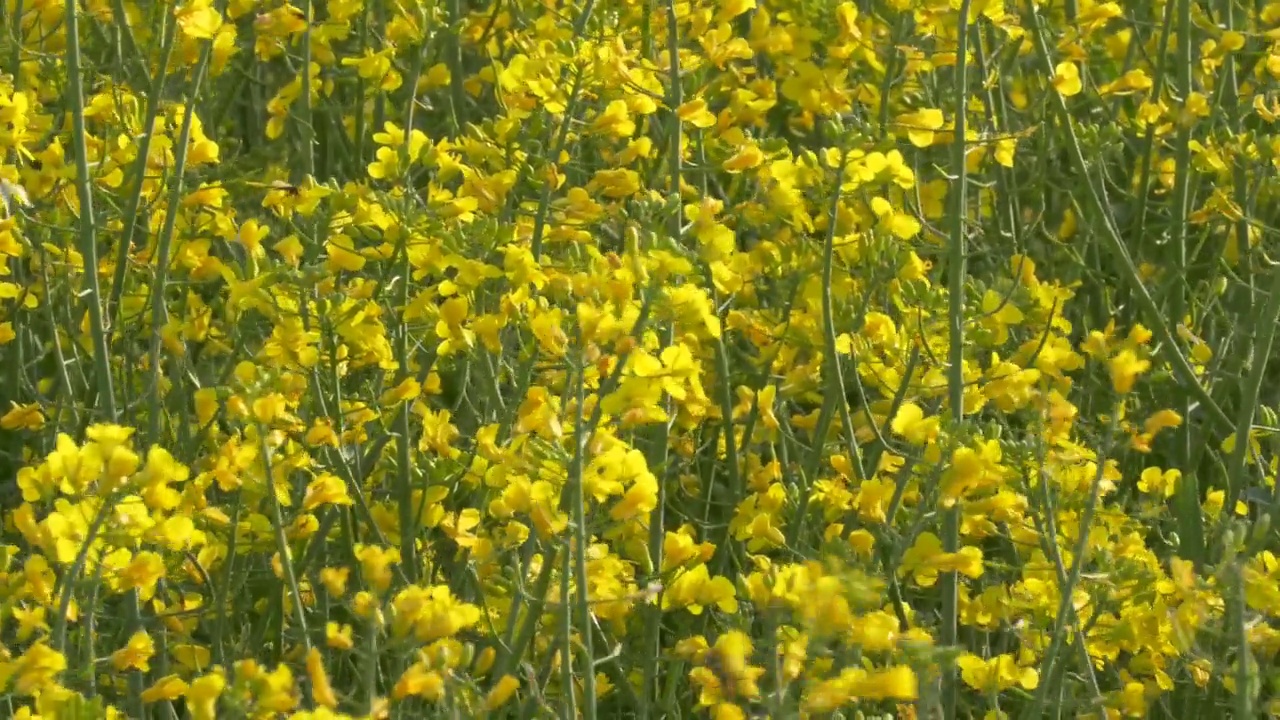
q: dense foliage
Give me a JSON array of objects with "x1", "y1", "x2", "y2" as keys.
[{"x1": 1, "y1": 0, "x2": 1280, "y2": 717}]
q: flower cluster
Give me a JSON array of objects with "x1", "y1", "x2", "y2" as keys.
[{"x1": 0, "y1": 0, "x2": 1278, "y2": 718}]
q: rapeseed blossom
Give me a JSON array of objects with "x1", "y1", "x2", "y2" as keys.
[{"x1": 0, "y1": 0, "x2": 1276, "y2": 717}]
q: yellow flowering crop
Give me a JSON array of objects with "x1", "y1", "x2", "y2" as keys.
[{"x1": 0, "y1": 0, "x2": 1278, "y2": 717}]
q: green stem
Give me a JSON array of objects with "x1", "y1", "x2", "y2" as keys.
[
  {"x1": 567, "y1": 333, "x2": 597, "y2": 720},
  {"x1": 447, "y1": 0, "x2": 466, "y2": 135},
  {"x1": 1020, "y1": 405, "x2": 1121, "y2": 720},
  {"x1": 146, "y1": 40, "x2": 213, "y2": 446},
  {"x1": 1166, "y1": 0, "x2": 1205, "y2": 572},
  {"x1": 212, "y1": 491, "x2": 242, "y2": 668},
  {"x1": 640, "y1": 325, "x2": 673, "y2": 717},
  {"x1": 787, "y1": 154, "x2": 848, "y2": 549},
  {"x1": 393, "y1": 36, "x2": 429, "y2": 585},
  {"x1": 1225, "y1": 258, "x2": 1280, "y2": 520},
  {"x1": 259, "y1": 425, "x2": 313, "y2": 653},
  {"x1": 491, "y1": 546, "x2": 559, "y2": 685},
  {"x1": 942, "y1": 5, "x2": 973, "y2": 719},
  {"x1": 1023, "y1": 0, "x2": 1232, "y2": 435},
  {"x1": 299, "y1": 0, "x2": 316, "y2": 178},
  {"x1": 1232, "y1": 561, "x2": 1255, "y2": 719},
  {"x1": 65, "y1": 0, "x2": 117, "y2": 423},
  {"x1": 102, "y1": 20, "x2": 174, "y2": 333},
  {"x1": 560, "y1": 536, "x2": 578, "y2": 719}
]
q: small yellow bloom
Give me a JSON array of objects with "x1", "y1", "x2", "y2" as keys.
[
  {"x1": 306, "y1": 648, "x2": 339, "y2": 709},
  {"x1": 0, "y1": 402, "x2": 45, "y2": 431},
  {"x1": 326, "y1": 621, "x2": 355, "y2": 650},
  {"x1": 957, "y1": 653, "x2": 1038, "y2": 693},
  {"x1": 194, "y1": 388, "x2": 219, "y2": 426},
  {"x1": 186, "y1": 671, "x2": 226, "y2": 720},
  {"x1": 1138, "y1": 466, "x2": 1180, "y2": 498},
  {"x1": 890, "y1": 402, "x2": 939, "y2": 445},
  {"x1": 393, "y1": 663, "x2": 445, "y2": 700},
  {"x1": 1053, "y1": 61, "x2": 1083, "y2": 97},
  {"x1": 302, "y1": 473, "x2": 354, "y2": 511},
  {"x1": 677, "y1": 98, "x2": 718, "y2": 128},
  {"x1": 111, "y1": 630, "x2": 155, "y2": 672},
  {"x1": 485, "y1": 675, "x2": 521, "y2": 710},
  {"x1": 141, "y1": 675, "x2": 189, "y2": 703},
  {"x1": 13, "y1": 642, "x2": 66, "y2": 695},
  {"x1": 1108, "y1": 349, "x2": 1150, "y2": 394},
  {"x1": 896, "y1": 108, "x2": 944, "y2": 147},
  {"x1": 174, "y1": 0, "x2": 224, "y2": 39},
  {"x1": 251, "y1": 393, "x2": 288, "y2": 424}
]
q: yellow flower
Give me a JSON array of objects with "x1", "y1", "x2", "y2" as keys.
[
  {"x1": 0, "y1": 402, "x2": 45, "y2": 431},
  {"x1": 663, "y1": 564, "x2": 739, "y2": 615},
  {"x1": 890, "y1": 402, "x2": 939, "y2": 445},
  {"x1": 174, "y1": 0, "x2": 224, "y2": 39},
  {"x1": 194, "y1": 388, "x2": 220, "y2": 426},
  {"x1": 186, "y1": 671, "x2": 226, "y2": 720},
  {"x1": 896, "y1": 108, "x2": 944, "y2": 147},
  {"x1": 1119, "y1": 681, "x2": 1148, "y2": 716},
  {"x1": 325, "y1": 233, "x2": 366, "y2": 273},
  {"x1": 251, "y1": 393, "x2": 289, "y2": 424},
  {"x1": 591, "y1": 100, "x2": 636, "y2": 138},
  {"x1": 111, "y1": 630, "x2": 155, "y2": 672},
  {"x1": 354, "y1": 545, "x2": 400, "y2": 593},
  {"x1": 302, "y1": 473, "x2": 353, "y2": 511},
  {"x1": 393, "y1": 663, "x2": 445, "y2": 701},
  {"x1": 692, "y1": 631, "x2": 765, "y2": 707},
  {"x1": 1108, "y1": 349, "x2": 1150, "y2": 394},
  {"x1": 1138, "y1": 466, "x2": 1180, "y2": 498},
  {"x1": 152, "y1": 514, "x2": 202, "y2": 552},
  {"x1": 1144, "y1": 409, "x2": 1182, "y2": 435},
  {"x1": 485, "y1": 675, "x2": 520, "y2": 710},
  {"x1": 305, "y1": 648, "x2": 339, "y2": 709},
  {"x1": 379, "y1": 376, "x2": 421, "y2": 406},
  {"x1": 723, "y1": 143, "x2": 764, "y2": 172},
  {"x1": 141, "y1": 675, "x2": 189, "y2": 703},
  {"x1": 325, "y1": 622, "x2": 354, "y2": 650},
  {"x1": 941, "y1": 439, "x2": 1004, "y2": 503},
  {"x1": 1053, "y1": 61, "x2": 1083, "y2": 96},
  {"x1": 901, "y1": 533, "x2": 985, "y2": 586},
  {"x1": 677, "y1": 98, "x2": 718, "y2": 128},
  {"x1": 389, "y1": 584, "x2": 482, "y2": 642},
  {"x1": 11, "y1": 605, "x2": 47, "y2": 642},
  {"x1": 847, "y1": 529, "x2": 875, "y2": 557},
  {"x1": 171, "y1": 644, "x2": 212, "y2": 674},
  {"x1": 12, "y1": 642, "x2": 66, "y2": 695},
  {"x1": 609, "y1": 463, "x2": 658, "y2": 522},
  {"x1": 253, "y1": 663, "x2": 298, "y2": 713},
  {"x1": 119, "y1": 551, "x2": 167, "y2": 599},
  {"x1": 846, "y1": 665, "x2": 918, "y2": 700},
  {"x1": 957, "y1": 653, "x2": 1038, "y2": 693},
  {"x1": 320, "y1": 567, "x2": 350, "y2": 597}
]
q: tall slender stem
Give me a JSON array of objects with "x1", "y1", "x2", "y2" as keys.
[
  {"x1": 299, "y1": 0, "x2": 316, "y2": 178},
  {"x1": 146, "y1": 43, "x2": 213, "y2": 445},
  {"x1": 567, "y1": 333, "x2": 597, "y2": 720},
  {"x1": 65, "y1": 0, "x2": 117, "y2": 423},
  {"x1": 942, "y1": 4, "x2": 973, "y2": 719}
]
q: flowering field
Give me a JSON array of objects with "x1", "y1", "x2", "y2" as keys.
[{"x1": 2, "y1": 0, "x2": 1280, "y2": 717}]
